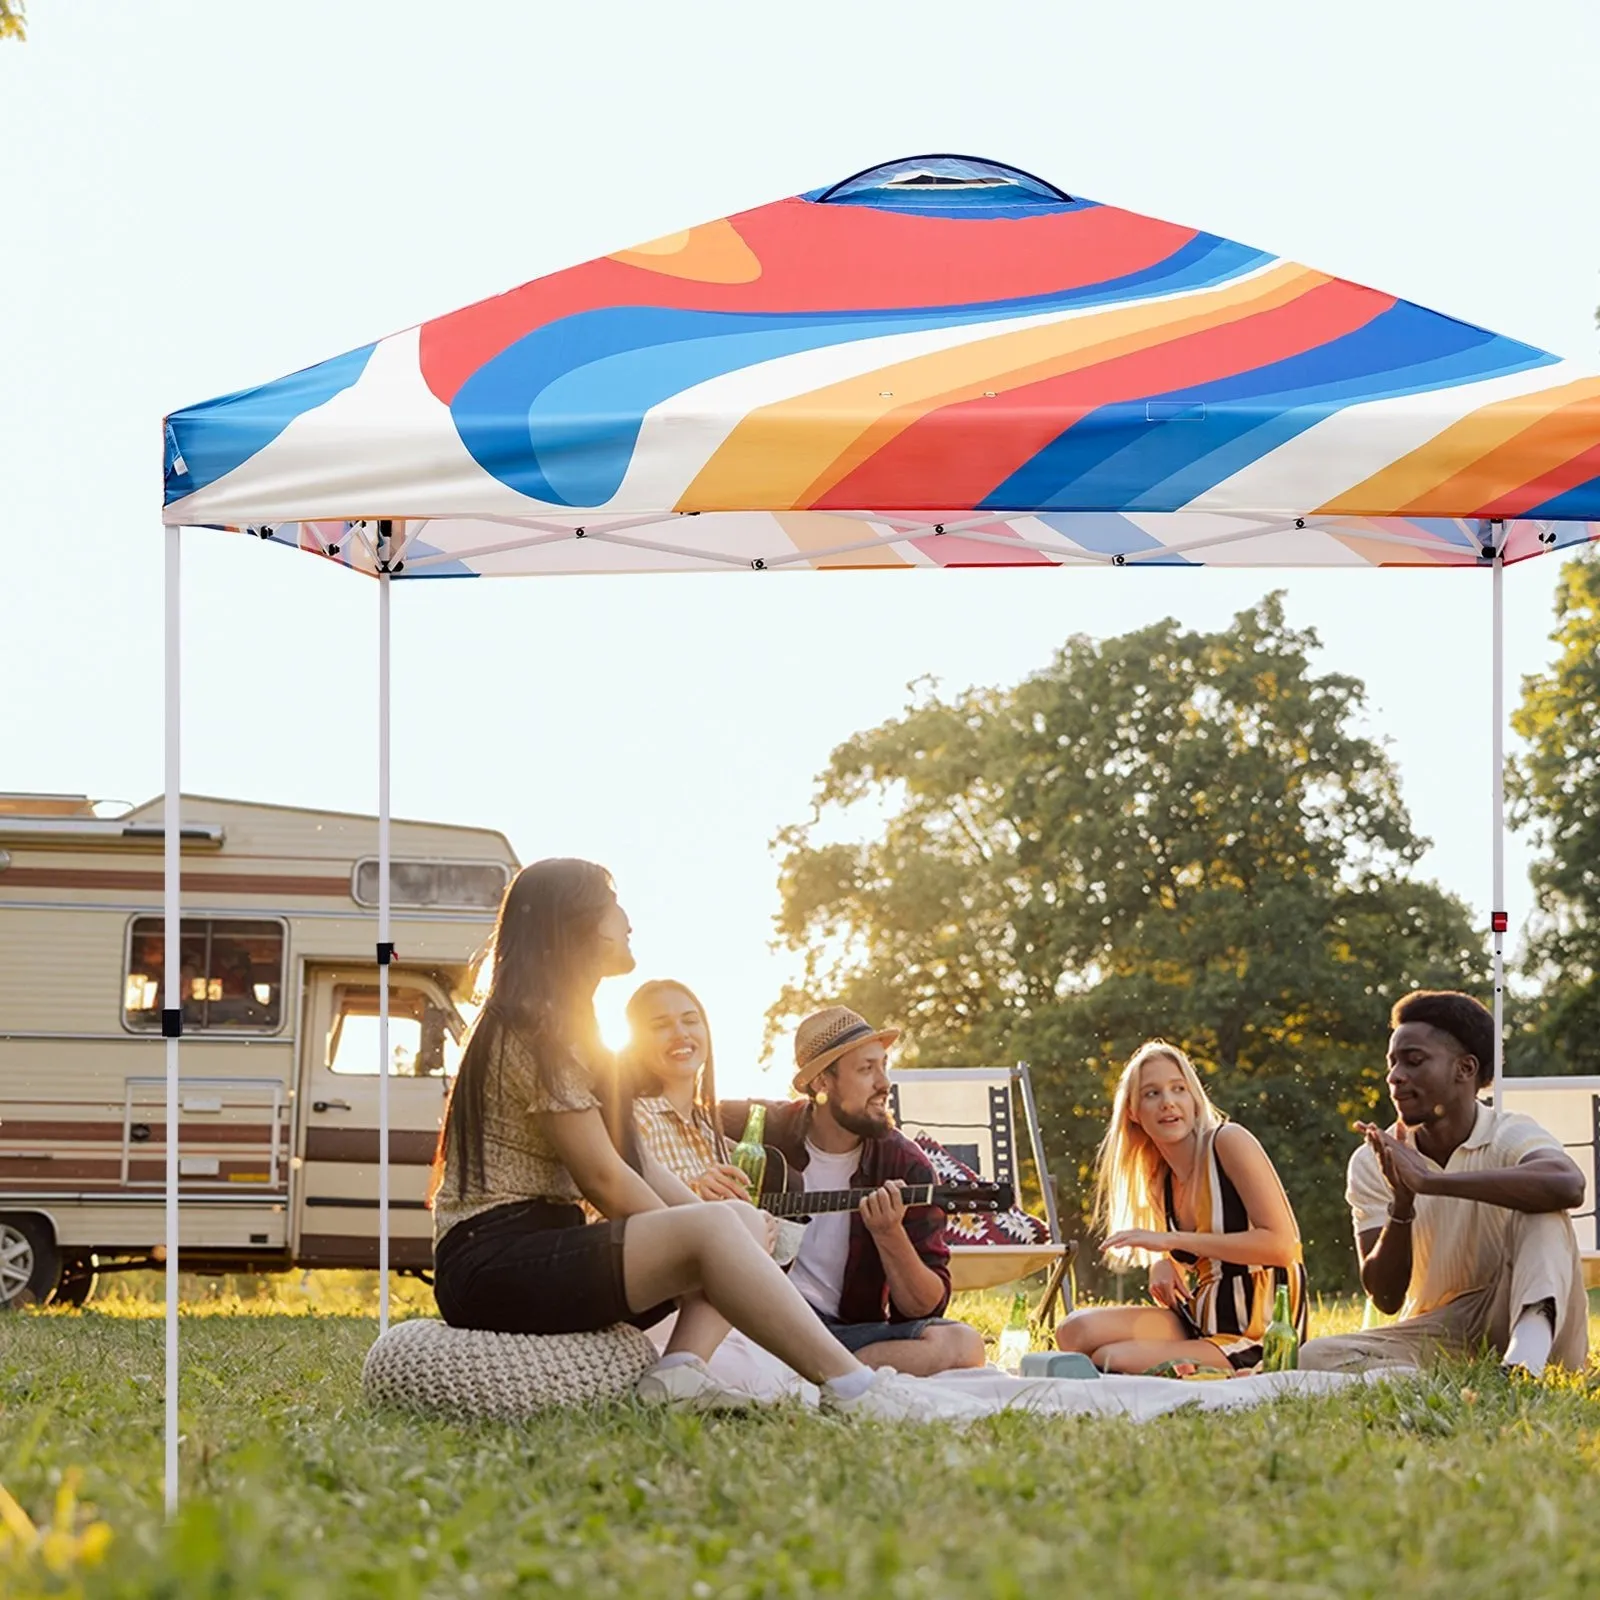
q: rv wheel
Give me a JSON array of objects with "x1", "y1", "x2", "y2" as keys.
[
  {"x1": 54, "y1": 1255, "x2": 98, "y2": 1308},
  {"x1": 0, "y1": 1214, "x2": 60, "y2": 1310}
]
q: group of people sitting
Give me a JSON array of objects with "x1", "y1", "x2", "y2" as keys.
[{"x1": 428, "y1": 857, "x2": 1590, "y2": 1418}]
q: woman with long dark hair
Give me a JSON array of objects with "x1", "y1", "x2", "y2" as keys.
[{"x1": 430, "y1": 859, "x2": 980, "y2": 1419}]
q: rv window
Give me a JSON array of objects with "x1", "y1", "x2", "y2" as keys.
[
  {"x1": 327, "y1": 984, "x2": 463, "y2": 1078},
  {"x1": 124, "y1": 918, "x2": 286, "y2": 1033},
  {"x1": 352, "y1": 859, "x2": 509, "y2": 910}
]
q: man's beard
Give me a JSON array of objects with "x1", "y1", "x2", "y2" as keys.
[{"x1": 831, "y1": 1100, "x2": 893, "y2": 1140}]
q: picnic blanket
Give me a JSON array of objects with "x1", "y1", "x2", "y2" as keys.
[
  {"x1": 649, "y1": 1315, "x2": 1384, "y2": 1415},
  {"x1": 925, "y1": 1365, "x2": 1380, "y2": 1418}
]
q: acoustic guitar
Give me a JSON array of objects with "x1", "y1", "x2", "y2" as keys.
[{"x1": 751, "y1": 1146, "x2": 1013, "y2": 1219}]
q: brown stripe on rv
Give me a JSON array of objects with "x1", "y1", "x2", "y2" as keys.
[
  {"x1": 303, "y1": 1128, "x2": 438, "y2": 1165},
  {"x1": 0, "y1": 1158, "x2": 124, "y2": 1181},
  {"x1": 0, "y1": 866, "x2": 351, "y2": 896},
  {"x1": 296, "y1": 1233, "x2": 433, "y2": 1270},
  {"x1": 0, "y1": 1157, "x2": 282, "y2": 1183},
  {"x1": 0, "y1": 1120, "x2": 276, "y2": 1146}
]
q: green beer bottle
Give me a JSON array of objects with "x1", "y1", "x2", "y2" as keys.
[
  {"x1": 730, "y1": 1104, "x2": 767, "y2": 1198},
  {"x1": 998, "y1": 1290, "x2": 1031, "y2": 1373},
  {"x1": 1261, "y1": 1282, "x2": 1299, "y2": 1372}
]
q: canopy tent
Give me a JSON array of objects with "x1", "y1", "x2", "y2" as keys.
[
  {"x1": 156, "y1": 154, "x2": 1600, "y2": 1507},
  {"x1": 166, "y1": 154, "x2": 1600, "y2": 571}
]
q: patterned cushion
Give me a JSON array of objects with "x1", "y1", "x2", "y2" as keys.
[
  {"x1": 362, "y1": 1318, "x2": 658, "y2": 1419},
  {"x1": 912, "y1": 1133, "x2": 1052, "y2": 1246}
]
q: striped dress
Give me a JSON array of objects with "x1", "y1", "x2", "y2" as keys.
[{"x1": 1164, "y1": 1123, "x2": 1308, "y2": 1370}]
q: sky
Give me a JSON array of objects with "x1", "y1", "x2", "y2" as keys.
[{"x1": 3, "y1": 1, "x2": 1598, "y2": 1094}]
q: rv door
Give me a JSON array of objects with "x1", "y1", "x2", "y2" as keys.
[{"x1": 293, "y1": 966, "x2": 462, "y2": 1271}]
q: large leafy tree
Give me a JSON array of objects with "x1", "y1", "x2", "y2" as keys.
[
  {"x1": 1509, "y1": 551, "x2": 1600, "y2": 1073},
  {"x1": 771, "y1": 595, "x2": 1484, "y2": 1290}
]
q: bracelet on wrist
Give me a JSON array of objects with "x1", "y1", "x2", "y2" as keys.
[{"x1": 1386, "y1": 1209, "x2": 1414, "y2": 1226}]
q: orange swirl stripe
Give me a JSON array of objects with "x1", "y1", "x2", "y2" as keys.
[
  {"x1": 1319, "y1": 375, "x2": 1600, "y2": 517},
  {"x1": 678, "y1": 261, "x2": 1327, "y2": 513}
]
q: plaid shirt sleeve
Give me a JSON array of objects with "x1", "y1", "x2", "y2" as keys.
[{"x1": 839, "y1": 1134, "x2": 953, "y2": 1324}]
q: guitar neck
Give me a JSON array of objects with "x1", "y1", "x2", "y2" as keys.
[
  {"x1": 762, "y1": 1185, "x2": 937, "y2": 1218},
  {"x1": 748, "y1": 1146, "x2": 1012, "y2": 1218}
]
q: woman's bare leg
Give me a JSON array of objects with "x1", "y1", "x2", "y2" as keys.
[
  {"x1": 662, "y1": 1292, "x2": 731, "y2": 1362},
  {"x1": 662, "y1": 1207, "x2": 766, "y2": 1361},
  {"x1": 623, "y1": 1202, "x2": 859, "y2": 1385},
  {"x1": 1092, "y1": 1338, "x2": 1233, "y2": 1374},
  {"x1": 1056, "y1": 1304, "x2": 1231, "y2": 1372},
  {"x1": 1056, "y1": 1304, "x2": 1188, "y2": 1354}
]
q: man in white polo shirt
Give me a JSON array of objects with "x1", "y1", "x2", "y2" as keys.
[{"x1": 1301, "y1": 990, "x2": 1588, "y2": 1375}]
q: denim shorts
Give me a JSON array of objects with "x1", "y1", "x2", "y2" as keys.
[
  {"x1": 434, "y1": 1199, "x2": 672, "y2": 1336},
  {"x1": 819, "y1": 1314, "x2": 959, "y2": 1353}
]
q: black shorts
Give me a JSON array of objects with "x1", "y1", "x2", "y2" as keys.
[{"x1": 433, "y1": 1199, "x2": 673, "y2": 1336}]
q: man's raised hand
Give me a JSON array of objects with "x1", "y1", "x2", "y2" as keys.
[{"x1": 1356, "y1": 1120, "x2": 1427, "y2": 1207}]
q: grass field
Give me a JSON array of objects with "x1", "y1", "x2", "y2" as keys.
[{"x1": 5, "y1": 1281, "x2": 1600, "y2": 1598}]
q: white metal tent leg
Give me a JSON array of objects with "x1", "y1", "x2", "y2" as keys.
[
  {"x1": 377, "y1": 561, "x2": 393, "y2": 1334},
  {"x1": 1491, "y1": 545, "x2": 1507, "y2": 1109},
  {"x1": 162, "y1": 524, "x2": 182, "y2": 1516}
]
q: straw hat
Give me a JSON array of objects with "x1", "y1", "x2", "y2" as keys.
[{"x1": 792, "y1": 1006, "x2": 901, "y2": 1095}]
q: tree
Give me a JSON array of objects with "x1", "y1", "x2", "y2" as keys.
[
  {"x1": 0, "y1": 2, "x2": 24, "y2": 43},
  {"x1": 770, "y1": 595, "x2": 1484, "y2": 1291},
  {"x1": 1508, "y1": 551, "x2": 1600, "y2": 1073}
]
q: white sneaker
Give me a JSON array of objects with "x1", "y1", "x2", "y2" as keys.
[
  {"x1": 635, "y1": 1358, "x2": 766, "y2": 1412},
  {"x1": 822, "y1": 1369, "x2": 992, "y2": 1425}
]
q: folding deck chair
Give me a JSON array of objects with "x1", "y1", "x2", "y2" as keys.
[
  {"x1": 887, "y1": 1063, "x2": 1078, "y2": 1326},
  {"x1": 1500, "y1": 1077, "x2": 1600, "y2": 1286}
]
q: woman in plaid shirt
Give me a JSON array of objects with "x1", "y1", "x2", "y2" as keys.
[
  {"x1": 622, "y1": 978, "x2": 813, "y2": 1402},
  {"x1": 623, "y1": 979, "x2": 753, "y2": 1203}
]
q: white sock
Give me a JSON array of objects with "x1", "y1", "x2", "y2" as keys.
[
  {"x1": 1503, "y1": 1300, "x2": 1556, "y2": 1375},
  {"x1": 823, "y1": 1367, "x2": 876, "y2": 1400},
  {"x1": 653, "y1": 1351, "x2": 703, "y2": 1371}
]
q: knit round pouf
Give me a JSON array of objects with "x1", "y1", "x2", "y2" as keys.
[{"x1": 362, "y1": 1318, "x2": 659, "y2": 1419}]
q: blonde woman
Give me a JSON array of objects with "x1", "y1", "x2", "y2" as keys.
[{"x1": 1055, "y1": 1040, "x2": 1308, "y2": 1374}]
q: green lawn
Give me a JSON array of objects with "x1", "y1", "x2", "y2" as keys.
[{"x1": 4, "y1": 1285, "x2": 1600, "y2": 1598}]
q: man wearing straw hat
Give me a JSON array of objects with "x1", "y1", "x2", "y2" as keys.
[{"x1": 720, "y1": 1006, "x2": 986, "y2": 1377}]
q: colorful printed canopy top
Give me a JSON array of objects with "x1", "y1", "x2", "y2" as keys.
[{"x1": 163, "y1": 155, "x2": 1600, "y2": 576}]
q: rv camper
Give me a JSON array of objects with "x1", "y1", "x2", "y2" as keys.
[{"x1": 0, "y1": 792, "x2": 518, "y2": 1307}]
